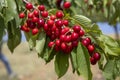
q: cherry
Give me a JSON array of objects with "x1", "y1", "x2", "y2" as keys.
[
  {"x1": 26, "y1": 3, "x2": 33, "y2": 10},
  {"x1": 33, "y1": 9, "x2": 39, "y2": 16},
  {"x1": 87, "y1": 44, "x2": 95, "y2": 53},
  {"x1": 51, "y1": 25, "x2": 57, "y2": 32},
  {"x1": 79, "y1": 29, "x2": 85, "y2": 37},
  {"x1": 60, "y1": 27, "x2": 69, "y2": 35},
  {"x1": 38, "y1": 5, "x2": 45, "y2": 11},
  {"x1": 85, "y1": 37, "x2": 91, "y2": 44},
  {"x1": 56, "y1": 11, "x2": 64, "y2": 18},
  {"x1": 19, "y1": 12, "x2": 25, "y2": 18},
  {"x1": 61, "y1": 42, "x2": 67, "y2": 51},
  {"x1": 60, "y1": 34, "x2": 66, "y2": 42},
  {"x1": 48, "y1": 41, "x2": 54, "y2": 48},
  {"x1": 90, "y1": 57, "x2": 97, "y2": 65},
  {"x1": 43, "y1": 23, "x2": 49, "y2": 31},
  {"x1": 41, "y1": 11, "x2": 48, "y2": 18},
  {"x1": 81, "y1": 39, "x2": 89, "y2": 47},
  {"x1": 63, "y1": 1, "x2": 71, "y2": 9},
  {"x1": 50, "y1": 15, "x2": 56, "y2": 20},
  {"x1": 47, "y1": 20, "x2": 54, "y2": 27},
  {"x1": 73, "y1": 25, "x2": 81, "y2": 33},
  {"x1": 32, "y1": 28, "x2": 39, "y2": 35},
  {"x1": 37, "y1": 18, "x2": 45, "y2": 28},
  {"x1": 20, "y1": 25, "x2": 29, "y2": 32},
  {"x1": 72, "y1": 40, "x2": 78, "y2": 47},
  {"x1": 55, "y1": 39, "x2": 61, "y2": 47},
  {"x1": 32, "y1": 16, "x2": 39, "y2": 22},
  {"x1": 63, "y1": 20, "x2": 69, "y2": 26},
  {"x1": 65, "y1": 35, "x2": 71, "y2": 42},
  {"x1": 55, "y1": 20, "x2": 63, "y2": 28},
  {"x1": 71, "y1": 32, "x2": 79, "y2": 41},
  {"x1": 28, "y1": 12, "x2": 33, "y2": 18},
  {"x1": 93, "y1": 52, "x2": 101, "y2": 61}
]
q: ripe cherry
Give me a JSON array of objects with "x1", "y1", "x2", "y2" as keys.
[
  {"x1": 50, "y1": 15, "x2": 56, "y2": 20},
  {"x1": 38, "y1": 5, "x2": 45, "y2": 11},
  {"x1": 73, "y1": 25, "x2": 81, "y2": 33},
  {"x1": 79, "y1": 29, "x2": 85, "y2": 37},
  {"x1": 55, "y1": 20, "x2": 63, "y2": 28},
  {"x1": 28, "y1": 12, "x2": 33, "y2": 18},
  {"x1": 43, "y1": 23, "x2": 49, "y2": 31},
  {"x1": 65, "y1": 35, "x2": 71, "y2": 42},
  {"x1": 26, "y1": 3, "x2": 33, "y2": 10},
  {"x1": 48, "y1": 41, "x2": 54, "y2": 48},
  {"x1": 72, "y1": 40, "x2": 78, "y2": 47},
  {"x1": 81, "y1": 39, "x2": 89, "y2": 47},
  {"x1": 33, "y1": 9, "x2": 39, "y2": 16},
  {"x1": 32, "y1": 17, "x2": 39, "y2": 22},
  {"x1": 60, "y1": 27, "x2": 69, "y2": 35},
  {"x1": 60, "y1": 34, "x2": 66, "y2": 42},
  {"x1": 63, "y1": 20, "x2": 69, "y2": 26},
  {"x1": 32, "y1": 28, "x2": 39, "y2": 35},
  {"x1": 71, "y1": 32, "x2": 79, "y2": 41},
  {"x1": 56, "y1": 11, "x2": 64, "y2": 18},
  {"x1": 90, "y1": 57, "x2": 97, "y2": 65},
  {"x1": 19, "y1": 12, "x2": 25, "y2": 18},
  {"x1": 63, "y1": 1, "x2": 71, "y2": 9},
  {"x1": 55, "y1": 39, "x2": 61, "y2": 47},
  {"x1": 41, "y1": 11, "x2": 48, "y2": 18},
  {"x1": 85, "y1": 37, "x2": 91, "y2": 44},
  {"x1": 93, "y1": 52, "x2": 101, "y2": 61},
  {"x1": 47, "y1": 20, "x2": 54, "y2": 27},
  {"x1": 61, "y1": 42, "x2": 67, "y2": 51},
  {"x1": 87, "y1": 44, "x2": 95, "y2": 53},
  {"x1": 38, "y1": 18, "x2": 45, "y2": 28}
]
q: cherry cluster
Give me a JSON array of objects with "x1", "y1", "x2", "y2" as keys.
[{"x1": 19, "y1": 1, "x2": 100, "y2": 65}]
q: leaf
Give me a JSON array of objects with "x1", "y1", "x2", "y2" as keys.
[
  {"x1": 72, "y1": 15, "x2": 92, "y2": 28},
  {"x1": 0, "y1": 14, "x2": 5, "y2": 41},
  {"x1": 0, "y1": 0, "x2": 8, "y2": 12},
  {"x1": 36, "y1": 31, "x2": 46, "y2": 54},
  {"x1": 48, "y1": 8, "x2": 57, "y2": 15},
  {"x1": 55, "y1": 52, "x2": 69, "y2": 78},
  {"x1": 77, "y1": 42, "x2": 92, "y2": 80},
  {"x1": 7, "y1": 19, "x2": 21, "y2": 53},
  {"x1": 98, "y1": 35, "x2": 120, "y2": 56},
  {"x1": 4, "y1": 0, "x2": 17, "y2": 24},
  {"x1": 70, "y1": 48, "x2": 78, "y2": 73},
  {"x1": 103, "y1": 60, "x2": 115, "y2": 80}
]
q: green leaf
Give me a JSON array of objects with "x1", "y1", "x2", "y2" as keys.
[
  {"x1": 0, "y1": 14, "x2": 5, "y2": 41},
  {"x1": 0, "y1": 0, "x2": 8, "y2": 12},
  {"x1": 98, "y1": 35, "x2": 120, "y2": 56},
  {"x1": 7, "y1": 19, "x2": 21, "y2": 52},
  {"x1": 55, "y1": 52, "x2": 69, "y2": 78},
  {"x1": 77, "y1": 42, "x2": 92, "y2": 80},
  {"x1": 72, "y1": 15, "x2": 92, "y2": 28},
  {"x1": 4, "y1": 0, "x2": 17, "y2": 24},
  {"x1": 70, "y1": 48, "x2": 78, "y2": 73},
  {"x1": 103, "y1": 60, "x2": 115, "y2": 80},
  {"x1": 48, "y1": 8, "x2": 57, "y2": 15},
  {"x1": 36, "y1": 31, "x2": 46, "y2": 54}
]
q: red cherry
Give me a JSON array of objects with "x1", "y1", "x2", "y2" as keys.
[
  {"x1": 60, "y1": 27, "x2": 69, "y2": 35},
  {"x1": 81, "y1": 39, "x2": 89, "y2": 47},
  {"x1": 51, "y1": 25, "x2": 57, "y2": 32},
  {"x1": 55, "y1": 39, "x2": 61, "y2": 47},
  {"x1": 26, "y1": 3, "x2": 33, "y2": 10},
  {"x1": 50, "y1": 15, "x2": 56, "y2": 20},
  {"x1": 79, "y1": 30, "x2": 85, "y2": 37},
  {"x1": 87, "y1": 44, "x2": 95, "y2": 53},
  {"x1": 19, "y1": 12, "x2": 25, "y2": 18},
  {"x1": 33, "y1": 9, "x2": 39, "y2": 16},
  {"x1": 32, "y1": 28, "x2": 39, "y2": 35},
  {"x1": 48, "y1": 41, "x2": 54, "y2": 48},
  {"x1": 20, "y1": 25, "x2": 29, "y2": 32},
  {"x1": 63, "y1": 20, "x2": 69, "y2": 26},
  {"x1": 72, "y1": 40, "x2": 78, "y2": 47},
  {"x1": 38, "y1": 5, "x2": 45, "y2": 11},
  {"x1": 93, "y1": 52, "x2": 101, "y2": 61},
  {"x1": 32, "y1": 17, "x2": 39, "y2": 22},
  {"x1": 60, "y1": 34, "x2": 66, "y2": 42},
  {"x1": 47, "y1": 20, "x2": 54, "y2": 27},
  {"x1": 61, "y1": 42, "x2": 67, "y2": 51},
  {"x1": 43, "y1": 23, "x2": 49, "y2": 31},
  {"x1": 85, "y1": 37, "x2": 91, "y2": 44},
  {"x1": 55, "y1": 20, "x2": 63, "y2": 28},
  {"x1": 90, "y1": 57, "x2": 97, "y2": 65},
  {"x1": 56, "y1": 11, "x2": 64, "y2": 18},
  {"x1": 71, "y1": 32, "x2": 79, "y2": 41},
  {"x1": 28, "y1": 12, "x2": 33, "y2": 18},
  {"x1": 63, "y1": 1, "x2": 71, "y2": 9},
  {"x1": 37, "y1": 18, "x2": 45, "y2": 28},
  {"x1": 73, "y1": 25, "x2": 81, "y2": 33},
  {"x1": 41, "y1": 11, "x2": 48, "y2": 18},
  {"x1": 65, "y1": 35, "x2": 71, "y2": 42},
  {"x1": 50, "y1": 34, "x2": 56, "y2": 40}
]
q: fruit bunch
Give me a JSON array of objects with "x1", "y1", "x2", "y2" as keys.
[{"x1": 19, "y1": 0, "x2": 100, "y2": 65}]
